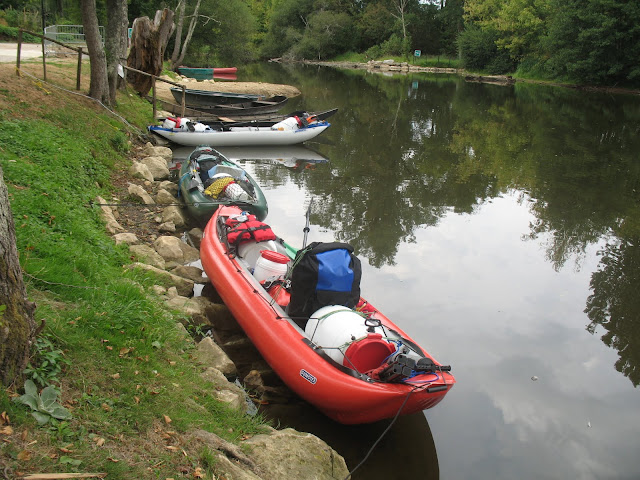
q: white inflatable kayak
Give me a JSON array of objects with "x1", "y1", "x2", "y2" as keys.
[{"x1": 148, "y1": 116, "x2": 331, "y2": 147}]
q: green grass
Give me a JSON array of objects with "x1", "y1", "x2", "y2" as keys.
[{"x1": 0, "y1": 65, "x2": 268, "y2": 478}]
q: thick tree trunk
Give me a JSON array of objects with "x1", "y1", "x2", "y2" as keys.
[
  {"x1": 106, "y1": 0, "x2": 129, "y2": 104},
  {"x1": 81, "y1": 0, "x2": 110, "y2": 105},
  {"x1": 0, "y1": 168, "x2": 37, "y2": 387},
  {"x1": 127, "y1": 9, "x2": 175, "y2": 96}
]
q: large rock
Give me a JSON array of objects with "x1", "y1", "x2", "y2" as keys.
[
  {"x1": 157, "y1": 180, "x2": 179, "y2": 196},
  {"x1": 113, "y1": 232, "x2": 139, "y2": 245},
  {"x1": 128, "y1": 183, "x2": 155, "y2": 205},
  {"x1": 141, "y1": 156, "x2": 170, "y2": 180},
  {"x1": 142, "y1": 142, "x2": 173, "y2": 161},
  {"x1": 156, "y1": 189, "x2": 176, "y2": 205},
  {"x1": 153, "y1": 235, "x2": 199, "y2": 264},
  {"x1": 153, "y1": 235, "x2": 186, "y2": 262},
  {"x1": 129, "y1": 244, "x2": 166, "y2": 269},
  {"x1": 96, "y1": 196, "x2": 124, "y2": 233},
  {"x1": 242, "y1": 427, "x2": 350, "y2": 480},
  {"x1": 128, "y1": 161, "x2": 154, "y2": 182},
  {"x1": 200, "y1": 367, "x2": 247, "y2": 413},
  {"x1": 126, "y1": 262, "x2": 194, "y2": 296},
  {"x1": 195, "y1": 337, "x2": 236, "y2": 376},
  {"x1": 171, "y1": 265, "x2": 208, "y2": 283},
  {"x1": 161, "y1": 205, "x2": 187, "y2": 227},
  {"x1": 187, "y1": 227, "x2": 204, "y2": 249}
]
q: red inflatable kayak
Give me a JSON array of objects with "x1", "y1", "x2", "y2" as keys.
[{"x1": 200, "y1": 205, "x2": 455, "y2": 424}]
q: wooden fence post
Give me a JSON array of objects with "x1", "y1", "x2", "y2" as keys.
[
  {"x1": 40, "y1": 34, "x2": 46, "y2": 81},
  {"x1": 181, "y1": 86, "x2": 186, "y2": 117},
  {"x1": 16, "y1": 29, "x2": 22, "y2": 74},
  {"x1": 152, "y1": 76, "x2": 157, "y2": 120},
  {"x1": 76, "y1": 47, "x2": 83, "y2": 90}
]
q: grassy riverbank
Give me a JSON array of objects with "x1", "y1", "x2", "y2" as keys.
[{"x1": 0, "y1": 60, "x2": 266, "y2": 478}]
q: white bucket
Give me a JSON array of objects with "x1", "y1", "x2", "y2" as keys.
[
  {"x1": 253, "y1": 250, "x2": 290, "y2": 282},
  {"x1": 238, "y1": 240, "x2": 278, "y2": 269},
  {"x1": 271, "y1": 117, "x2": 300, "y2": 131},
  {"x1": 304, "y1": 305, "x2": 370, "y2": 364}
]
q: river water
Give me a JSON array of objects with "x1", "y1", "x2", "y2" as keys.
[{"x1": 184, "y1": 64, "x2": 640, "y2": 479}]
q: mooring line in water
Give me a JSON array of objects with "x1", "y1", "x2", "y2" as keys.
[{"x1": 342, "y1": 386, "x2": 419, "y2": 480}]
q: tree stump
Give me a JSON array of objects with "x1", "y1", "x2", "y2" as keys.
[{"x1": 127, "y1": 8, "x2": 175, "y2": 96}]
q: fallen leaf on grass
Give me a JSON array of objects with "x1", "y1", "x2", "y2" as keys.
[
  {"x1": 0, "y1": 425, "x2": 14, "y2": 435},
  {"x1": 163, "y1": 415, "x2": 172, "y2": 424},
  {"x1": 110, "y1": 373, "x2": 120, "y2": 380},
  {"x1": 1, "y1": 411, "x2": 10, "y2": 424},
  {"x1": 193, "y1": 467, "x2": 205, "y2": 478},
  {"x1": 18, "y1": 450, "x2": 31, "y2": 460},
  {"x1": 165, "y1": 446, "x2": 180, "y2": 451},
  {"x1": 119, "y1": 347, "x2": 134, "y2": 357}
]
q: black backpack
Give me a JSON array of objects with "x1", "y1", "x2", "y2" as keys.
[{"x1": 288, "y1": 242, "x2": 361, "y2": 327}]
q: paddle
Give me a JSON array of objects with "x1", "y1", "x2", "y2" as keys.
[
  {"x1": 281, "y1": 199, "x2": 313, "y2": 258},
  {"x1": 302, "y1": 198, "x2": 314, "y2": 249}
]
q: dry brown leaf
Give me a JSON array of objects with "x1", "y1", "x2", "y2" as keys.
[
  {"x1": 163, "y1": 415, "x2": 172, "y2": 424},
  {"x1": 134, "y1": 396, "x2": 140, "y2": 404},
  {"x1": 95, "y1": 438, "x2": 105, "y2": 447},
  {"x1": 0, "y1": 425, "x2": 14, "y2": 435},
  {"x1": 193, "y1": 467, "x2": 205, "y2": 478},
  {"x1": 21, "y1": 429, "x2": 28, "y2": 441},
  {"x1": 165, "y1": 445, "x2": 179, "y2": 451},
  {"x1": 110, "y1": 373, "x2": 120, "y2": 379},
  {"x1": 107, "y1": 457, "x2": 119, "y2": 462},
  {"x1": 0, "y1": 411, "x2": 10, "y2": 425},
  {"x1": 101, "y1": 403, "x2": 111, "y2": 412},
  {"x1": 17, "y1": 449, "x2": 31, "y2": 460},
  {"x1": 106, "y1": 346, "x2": 113, "y2": 351},
  {"x1": 59, "y1": 447, "x2": 73, "y2": 453},
  {"x1": 119, "y1": 347, "x2": 133, "y2": 357}
]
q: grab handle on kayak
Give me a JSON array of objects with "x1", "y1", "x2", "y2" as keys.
[{"x1": 426, "y1": 385, "x2": 448, "y2": 393}]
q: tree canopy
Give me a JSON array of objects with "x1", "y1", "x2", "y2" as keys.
[{"x1": 0, "y1": 0, "x2": 638, "y2": 86}]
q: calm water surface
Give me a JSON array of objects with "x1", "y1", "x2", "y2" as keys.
[{"x1": 198, "y1": 65, "x2": 640, "y2": 479}]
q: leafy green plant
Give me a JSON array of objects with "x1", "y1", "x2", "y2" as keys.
[
  {"x1": 24, "y1": 335, "x2": 71, "y2": 387},
  {"x1": 13, "y1": 379, "x2": 72, "y2": 425}
]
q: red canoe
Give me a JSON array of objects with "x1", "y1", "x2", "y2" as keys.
[{"x1": 200, "y1": 205, "x2": 455, "y2": 424}]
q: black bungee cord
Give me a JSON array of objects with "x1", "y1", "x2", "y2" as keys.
[{"x1": 342, "y1": 386, "x2": 419, "y2": 480}]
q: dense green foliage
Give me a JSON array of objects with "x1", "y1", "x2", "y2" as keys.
[
  {"x1": 464, "y1": 0, "x2": 640, "y2": 86},
  {"x1": 1, "y1": 0, "x2": 638, "y2": 86}
]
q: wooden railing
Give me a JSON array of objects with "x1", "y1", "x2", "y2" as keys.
[{"x1": 16, "y1": 28, "x2": 187, "y2": 118}]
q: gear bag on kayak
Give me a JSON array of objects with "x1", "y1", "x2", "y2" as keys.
[{"x1": 288, "y1": 242, "x2": 361, "y2": 325}]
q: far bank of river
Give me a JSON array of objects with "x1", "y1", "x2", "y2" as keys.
[{"x1": 299, "y1": 58, "x2": 640, "y2": 96}]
